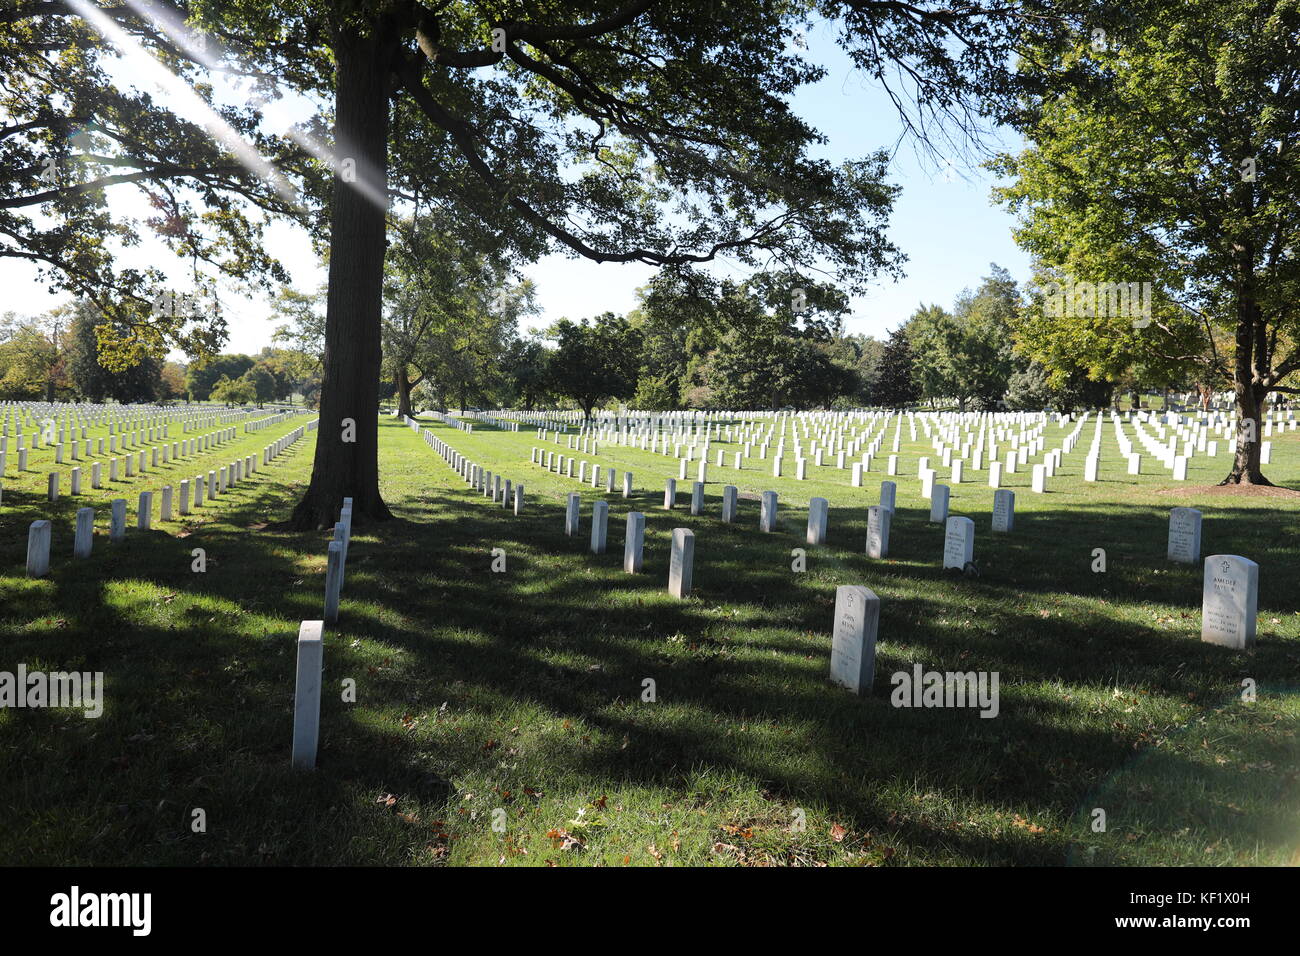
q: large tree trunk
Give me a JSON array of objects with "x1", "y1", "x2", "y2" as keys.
[
  {"x1": 1221, "y1": 300, "x2": 1271, "y2": 485},
  {"x1": 395, "y1": 369, "x2": 414, "y2": 420},
  {"x1": 290, "y1": 26, "x2": 396, "y2": 528},
  {"x1": 1222, "y1": 385, "x2": 1270, "y2": 484}
]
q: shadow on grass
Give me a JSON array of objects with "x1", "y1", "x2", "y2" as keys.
[{"x1": 2, "y1": 423, "x2": 1297, "y2": 866}]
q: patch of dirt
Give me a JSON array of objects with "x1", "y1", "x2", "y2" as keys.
[{"x1": 1155, "y1": 483, "x2": 1300, "y2": 499}]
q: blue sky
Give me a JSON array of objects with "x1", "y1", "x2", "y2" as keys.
[{"x1": 2, "y1": 18, "x2": 1031, "y2": 354}]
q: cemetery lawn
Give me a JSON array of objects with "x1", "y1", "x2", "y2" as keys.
[{"x1": 2, "y1": 416, "x2": 1299, "y2": 866}]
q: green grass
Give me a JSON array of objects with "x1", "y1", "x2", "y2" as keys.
[{"x1": 1, "y1": 413, "x2": 1297, "y2": 866}]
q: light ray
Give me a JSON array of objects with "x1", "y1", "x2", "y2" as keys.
[
  {"x1": 114, "y1": 0, "x2": 390, "y2": 211},
  {"x1": 67, "y1": 0, "x2": 299, "y2": 206}
]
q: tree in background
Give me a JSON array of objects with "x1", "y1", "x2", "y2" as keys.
[
  {"x1": 908, "y1": 265, "x2": 1019, "y2": 410},
  {"x1": 241, "y1": 363, "x2": 283, "y2": 406},
  {"x1": 547, "y1": 313, "x2": 643, "y2": 421},
  {"x1": 873, "y1": 325, "x2": 920, "y2": 407},
  {"x1": 210, "y1": 374, "x2": 257, "y2": 405},
  {"x1": 382, "y1": 213, "x2": 532, "y2": 418},
  {"x1": 186, "y1": 354, "x2": 255, "y2": 401},
  {"x1": 0, "y1": 309, "x2": 70, "y2": 400},
  {"x1": 159, "y1": 362, "x2": 187, "y2": 402},
  {"x1": 64, "y1": 300, "x2": 161, "y2": 403},
  {"x1": 498, "y1": 335, "x2": 553, "y2": 411},
  {"x1": 629, "y1": 269, "x2": 719, "y2": 406},
  {"x1": 829, "y1": 333, "x2": 886, "y2": 406},
  {"x1": 270, "y1": 287, "x2": 327, "y2": 405},
  {"x1": 258, "y1": 347, "x2": 320, "y2": 406}
]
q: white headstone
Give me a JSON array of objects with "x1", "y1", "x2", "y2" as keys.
[
  {"x1": 324, "y1": 541, "x2": 343, "y2": 623},
  {"x1": 73, "y1": 507, "x2": 94, "y2": 558},
  {"x1": 669, "y1": 528, "x2": 694, "y2": 599},
  {"x1": 291, "y1": 621, "x2": 325, "y2": 769},
  {"x1": 929, "y1": 484, "x2": 950, "y2": 524},
  {"x1": 591, "y1": 499, "x2": 609, "y2": 554},
  {"x1": 943, "y1": 516, "x2": 975, "y2": 570},
  {"x1": 565, "y1": 492, "x2": 580, "y2": 536},
  {"x1": 624, "y1": 512, "x2": 645, "y2": 573},
  {"x1": 26, "y1": 519, "x2": 51, "y2": 577},
  {"x1": 110, "y1": 499, "x2": 127, "y2": 543},
  {"x1": 1201, "y1": 555, "x2": 1258, "y2": 649},
  {"x1": 1166, "y1": 507, "x2": 1202, "y2": 564},
  {"x1": 879, "y1": 480, "x2": 896, "y2": 512},
  {"x1": 721, "y1": 485, "x2": 738, "y2": 523},
  {"x1": 992, "y1": 489, "x2": 1015, "y2": 533},
  {"x1": 807, "y1": 497, "x2": 828, "y2": 545},
  {"x1": 866, "y1": 505, "x2": 890, "y2": 559},
  {"x1": 829, "y1": 585, "x2": 880, "y2": 695}
]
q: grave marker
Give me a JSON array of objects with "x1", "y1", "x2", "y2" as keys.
[
  {"x1": 1167, "y1": 507, "x2": 1202, "y2": 564},
  {"x1": 668, "y1": 528, "x2": 694, "y2": 598},
  {"x1": 866, "y1": 505, "x2": 890, "y2": 559},
  {"x1": 929, "y1": 484, "x2": 950, "y2": 524},
  {"x1": 73, "y1": 507, "x2": 94, "y2": 558},
  {"x1": 992, "y1": 489, "x2": 1015, "y2": 533},
  {"x1": 291, "y1": 621, "x2": 325, "y2": 769},
  {"x1": 624, "y1": 512, "x2": 645, "y2": 573},
  {"x1": 591, "y1": 500, "x2": 609, "y2": 554},
  {"x1": 943, "y1": 516, "x2": 975, "y2": 570},
  {"x1": 807, "y1": 497, "x2": 828, "y2": 545},
  {"x1": 829, "y1": 585, "x2": 880, "y2": 695},
  {"x1": 1201, "y1": 555, "x2": 1258, "y2": 649},
  {"x1": 26, "y1": 520, "x2": 51, "y2": 577}
]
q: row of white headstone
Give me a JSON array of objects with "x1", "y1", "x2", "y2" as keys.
[
  {"x1": 410, "y1": 417, "x2": 525, "y2": 515},
  {"x1": 23, "y1": 424, "x2": 313, "y2": 577},
  {"x1": 530, "y1": 447, "x2": 631, "y2": 497},
  {"x1": 4, "y1": 420, "x2": 245, "y2": 482}
]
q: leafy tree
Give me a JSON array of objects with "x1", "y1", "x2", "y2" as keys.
[
  {"x1": 872, "y1": 325, "x2": 920, "y2": 407},
  {"x1": 631, "y1": 373, "x2": 678, "y2": 411},
  {"x1": 908, "y1": 265, "x2": 1019, "y2": 410},
  {"x1": 547, "y1": 313, "x2": 642, "y2": 420},
  {"x1": 186, "y1": 354, "x2": 255, "y2": 401},
  {"x1": 242, "y1": 363, "x2": 283, "y2": 405},
  {"x1": 65, "y1": 300, "x2": 162, "y2": 402},
  {"x1": 829, "y1": 333, "x2": 886, "y2": 405},
  {"x1": 160, "y1": 362, "x2": 187, "y2": 402},
  {"x1": 210, "y1": 374, "x2": 256, "y2": 405},
  {"x1": 0, "y1": 309, "x2": 70, "y2": 400},
  {"x1": 499, "y1": 335, "x2": 553, "y2": 411},
  {"x1": 994, "y1": 0, "x2": 1300, "y2": 483},
  {"x1": 629, "y1": 268, "x2": 720, "y2": 403},
  {"x1": 382, "y1": 212, "x2": 532, "y2": 417}
]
